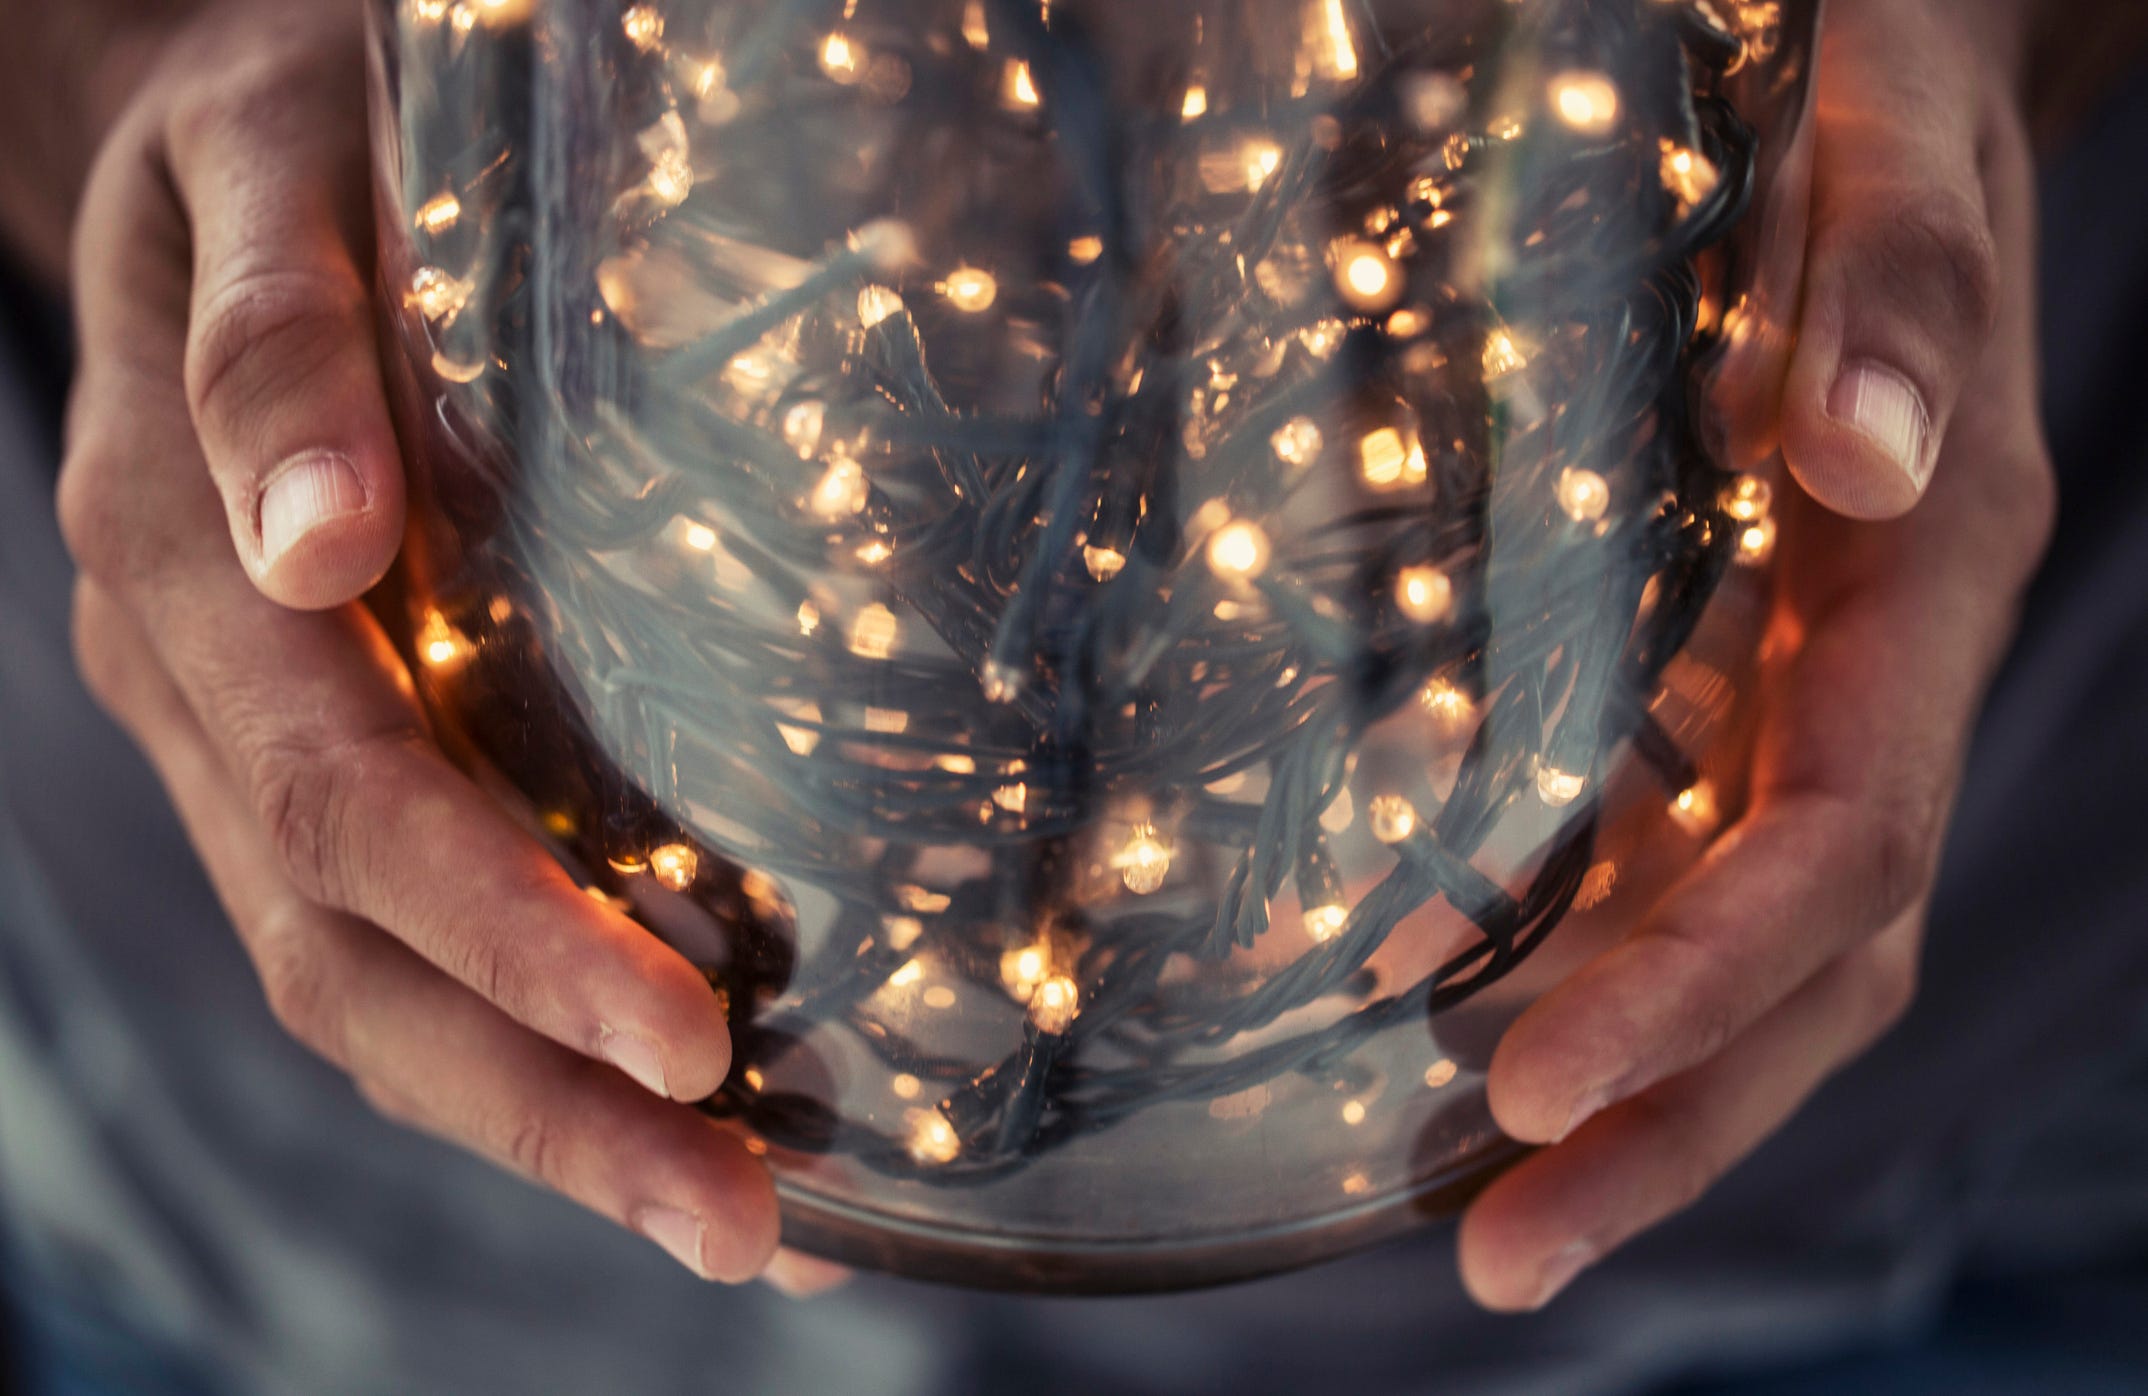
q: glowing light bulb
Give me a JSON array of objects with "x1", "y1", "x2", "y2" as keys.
[
  {"x1": 1067, "y1": 235, "x2": 1103, "y2": 264},
  {"x1": 1003, "y1": 59, "x2": 1040, "y2": 107},
  {"x1": 1537, "y1": 765, "x2": 1587, "y2": 807},
  {"x1": 417, "y1": 609, "x2": 473, "y2": 671},
  {"x1": 621, "y1": 3, "x2": 663, "y2": 50},
  {"x1": 981, "y1": 661, "x2": 1021, "y2": 703},
  {"x1": 888, "y1": 958, "x2": 924, "y2": 988},
  {"x1": 1334, "y1": 241, "x2": 1399, "y2": 309},
  {"x1": 1420, "y1": 678, "x2": 1473, "y2": 725},
  {"x1": 881, "y1": 915, "x2": 923, "y2": 951},
  {"x1": 1395, "y1": 566, "x2": 1453, "y2": 623},
  {"x1": 1720, "y1": 474, "x2": 1773, "y2": 523},
  {"x1": 992, "y1": 779, "x2": 1028, "y2": 814},
  {"x1": 1661, "y1": 141, "x2": 1721, "y2": 208},
  {"x1": 1303, "y1": 903, "x2": 1348, "y2": 943},
  {"x1": 1115, "y1": 825, "x2": 1173, "y2": 895},
  {"x1": 1736, "y1": 516, "x2": 1779, "y2": 566},
  {"x1": 1549, "y1": 71, "x2": 1620, "y2": 135},
  {"x1": 1557, "y1": 467, "x2": 1611, "y2": 523},
  {"x1": 820, "y1": 32, "x2": 861, "y2": 82},
  {"x1": 414, "y1": 191, "x2": 461, "y2": 235},
  {"x1": 1358, "y1": 427, "x2": 1425, "y2": 490},
  {"x1": 648, "y1": 842, "x2": 698, "y2": 891},
  {"x1": 961, "y1": 0, "x2": 989, "y2": 47},
  {"x1": 1300, "y1": 318, "x2": 1346, "y2": 357},
  {"x1": 1000, "y1": 943, "x2": 1049, "y2": 1002},
  {"x1": 1242, "y1": 138, "x2": 1284, "y2": 190},
  {"x1": 1181, "y1": 84, "x2": 1208, "y2": 121},
  {"x1": 849, "y1": 603, "x2": 899, "y2": 659},
  {"x1": 795, "y1": 600, "x2": 820, "y2": 636},
  {"x1": 891, "y1": 1072, "x2": 922, "y2": 1099},
  {"x1": 412, "y1": 0, "x2": 450, "y2": 22},
  {"x1": 1341, "y1": 1099, "x2": 1367, "y2": 1126},
  {"x1": 809, "y1": 455, "x2": 870, "y2": 518},
  {"x1": 1424, "y1": 1058, "x2": 1459, "y2": 1088},
  {"x1": 1206, "y1": 520, "x2": 1271, "y2": 579},
  {"x1": 404, "y1": 266, "x2": 473, "y2": 325},
  {"x1": 904, "y1": 1107, "x2": 960, "y2": 1165},
  {"x1": 942, "y1": 266, "x2": 998, "y2": 313},
  {"x1": 1083, "y1": 544, "x2": 1127, "y2": 581},
  {"x1": 1482, "y1": 329, "x2": 1528, "y2": 379},
  {"x1": 1028, "y1": 974, "x2": 1080, "y2": 1034},
  {"x1": 682, "y1": 522, "x2": 717, "y2": 552},
  {"x1": 1368, "y1": 795, "x2": 1418, "y2": 844},
  {"x1": 1670, "y1": 780, "x2": 1720, "y2": 836},
  {"x1": 1271, "y1": 417, "x2": 1323, "y2": 468},
  {"x1": 854, "y1": 539, "x2": 893, "y2": 565}
]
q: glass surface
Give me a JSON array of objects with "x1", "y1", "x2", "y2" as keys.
[{"x1": 367, "y1": 0, "x2": 1819, "y2": 1291}]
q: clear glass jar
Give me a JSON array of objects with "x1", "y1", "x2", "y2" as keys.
[{"x1": 367, "y1": 0, "x2": 1818, "y2": 1291}]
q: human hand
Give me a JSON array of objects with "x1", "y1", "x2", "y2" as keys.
[
  {"x1": 55, "y1": 0, "x2": 778, "y2": 1282},
  {"x1": 1456, "y1": 0, "x2": 2058, "y2": 1309}
]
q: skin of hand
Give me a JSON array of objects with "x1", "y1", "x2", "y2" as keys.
[
  {"x1": 1457, "y1": 0, "x2": 2063, "y2": 1309},
  {"x1": 26, "y1": 0, "x2": 2120, "y2": 1308},
  {"x1": 50, "y1": 0, "x2": 780, "y2": 1284}
]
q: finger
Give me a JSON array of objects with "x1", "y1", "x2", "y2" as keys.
[
  {"x1": 73, "y1": 579, "x2": 779, "y2": 1283},
  {"x1": 61, "y1": 143, "x2": 734, "y2": 1102},
  {"x1": 165, "y1": 18, "x2": 406, "y2": 610},
  {"x1": 761, "y1": 1249, "x2": 854, "y2": 1299},
  {"x1": 1781, "y1": 0, "x2": 2001, "y2": 519},
  {"x1": 1458, "y1": 918, "x2": 1920, "y2": 1312},
  {"x1": 1486, "y1": 110, "x2": 2049, "y2": 1148}
]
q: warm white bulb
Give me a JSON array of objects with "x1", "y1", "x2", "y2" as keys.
[
  {"x1": 942, "y1": 266, "x2": 998, "y2": 313},
  {"x1": 1206, "y1": 521, "x2": 1270, "y2": 579},
  {"x1": 1303, "y1": 903, "x2": 1349, "y2": 943},
  {"x1": 1368, "y1": 794, "x2": 1419, "y2": 844},
  {"x1": 1271, "y1": 417, "x2": 1323, "y2": 468},
  {"x1": 648, "y1": 842, "x2": 698, "y2": 891},
  {"x1": 1028, "y1": 974, "x2": 1080, "y2": 1033},
  {"x1": 1549, "y1": 71, "x2": 1620, "y2": 136},
  {"x1": 1115, "y1": 826, "x2": 1173, "y2": 895},
  {"x1": 1536, "y1": 765, "x2": 1587, "y2": 807},
  {"x1": 1395, "y1": 565, "x2": 1453, "y2": 623},
  {"x1": 1556, "y1": 467, "x2": 1611, "y2": 523}
]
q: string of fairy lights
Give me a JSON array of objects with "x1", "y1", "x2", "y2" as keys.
[{"x1": 380, "y1": 0, "x2": 1787, "y2": 1189}]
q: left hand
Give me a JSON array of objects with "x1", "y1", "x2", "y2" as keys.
[{"x1": 1457, "y1": 0, "x2": 2058, "y2": 1309}]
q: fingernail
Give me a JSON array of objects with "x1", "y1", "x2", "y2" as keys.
[
  {"x1": 1556, "y1": 1084, "x2": 1616, "y2": 1143},
  {"x1": 1828, "y1": 363, "x2": 1931, "y2": 492},
  {"x1": 1529, "y1": 1239, "x2": 1599, "y2": 1310},
  {"x1": 258, "y1": 451, "x2": 368, "y2": 569},
  {"x1": 634, "y1": 1205, "x2": 712, "y2": 1279},
  {"x1": 599, "y1": 1026, "x2": 670, "y2": 1098}
]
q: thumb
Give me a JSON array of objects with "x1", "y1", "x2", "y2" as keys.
[
  {"x1": 1781, "y1": 0, "x2": 2001, "y2": 521},
  {"x1": 170, "y1": 42, "x2": 407, "y2": 611}
]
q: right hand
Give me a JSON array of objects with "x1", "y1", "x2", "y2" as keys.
[{"x1": 55, "y1": 0, "x2": 778, "y2": 1283}]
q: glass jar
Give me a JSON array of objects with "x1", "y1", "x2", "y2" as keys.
[{"x1": 367, "y1": 0, "x2": 1818, "y2": 1291}]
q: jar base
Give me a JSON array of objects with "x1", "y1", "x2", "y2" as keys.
[{"x1": 773, "y1": 1135, "x2": 1532, "y2": 1295}]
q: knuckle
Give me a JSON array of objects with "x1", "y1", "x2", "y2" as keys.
[
  {"x1": 1869, "y1": 193, "x2": 2000, "y2": 344},
  {"x1": 184, "y1": 266, "x2": 366, "y2": 435},
  {"x1": 253, "y1": 908, "x2": 342, "y2": 1061},
  {"x1": 1860, "y1": 936, "x2": 1922, "y2": 1035},
  {"x1": 247, "y1": 726, "x2": 416, "y2": 911},
  {"x1": 55, "y1": 437, "x2": 140, "y2": 587},
  {"x1": 1621, "y1": 1092, "x2": 1719, "y2": 1214},
  {"x1": 1861, "y1": 793, "x2": 1942, "y2": 926},
  {"x1": 502, "y1": 1110, "x2": 571, "y2": 1192},
  {"x1": 1644, "y1": 918, "x2": 1758, "y2": 1064}
]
